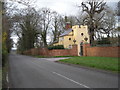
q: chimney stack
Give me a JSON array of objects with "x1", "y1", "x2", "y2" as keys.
[{"x1": 65, "y1": 22, "x2": 72, "y2": 30}]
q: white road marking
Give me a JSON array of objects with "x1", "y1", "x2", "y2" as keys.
[
  {"x1": 52, "y1": 72, "x2": 91, "y2": 89},
  {"x1": 6, "y1": 73, "x2": 9, "y2": 83},
  {"x1": 6, "y1": 73, "x2": 10, "y2": 88}
]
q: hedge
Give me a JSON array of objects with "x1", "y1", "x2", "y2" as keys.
[{"x1": 48, "y1": 45, "x2": 64, "y2": 50}]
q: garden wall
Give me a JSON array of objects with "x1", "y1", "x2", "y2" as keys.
[
  {"x1": 83, "y1": 44, "x2": 120, "y2": 57},
  {"x1": 23, "y1": 45, "x2": 78, "y2": 56}
]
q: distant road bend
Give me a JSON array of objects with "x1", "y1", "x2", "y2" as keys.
[{"x1": 9, "y1": 53, "x2": 118, "y2": 88}]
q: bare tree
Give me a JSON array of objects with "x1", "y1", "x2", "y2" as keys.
[
  {"x1": 117, "y1": 1, "x2": 120, "y2": 16},
  {"x1": 81, "y1": 0, "x2": 106, "y2": 45},
  {"x1": 16, "y1": 8, "x2": 40, "y2": 52},
  {"x1": 50, "y1": 12, "x2": 64, "y2": 43},
  {"x1": 38, "y1": 8, "x2": 53, "y2": 47},
  {"x1": 97, "y1": 8, "x2": 116, "y2": 38}
]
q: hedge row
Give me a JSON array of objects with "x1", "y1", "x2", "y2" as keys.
[{"x1": 48, "y1": 45, "x2": 64, "y2": 50}]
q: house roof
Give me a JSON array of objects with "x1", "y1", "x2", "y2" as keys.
[
  {"x1": 53, "y1": 40, "x2": 58, "y2": 44},
  {"x1": 60, "y1": 28, "x2": 73, "y2": 37}
]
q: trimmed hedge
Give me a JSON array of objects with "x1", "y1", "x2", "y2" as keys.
[
  {"x1": 48, "y1": 45, "x2": 64, "y2": 50},
  {"x1": 97, "y1": 38, "x2": 110, "y2": 45}
]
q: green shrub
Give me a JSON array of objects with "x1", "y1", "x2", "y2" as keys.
[
  {"x1": 48, "y1": 45, "x2": 64, "y2": 50},
  {"x1": 97, "y1": 38, "x2": 110, "y2": 45}
]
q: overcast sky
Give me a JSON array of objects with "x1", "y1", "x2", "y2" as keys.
[
  {"x1": 35, "y1": 0, "x2": 81, "y2": 16},
  {"x1": 34, "y1": 0, "x2": 119, "y2": 15},
  {"x1": 7, "y1": 0, "x2": 119, "y2": 16}
]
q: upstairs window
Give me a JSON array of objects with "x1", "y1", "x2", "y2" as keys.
[{"x1": 81, "y1": 33, "x2": 84, "y2": 36}]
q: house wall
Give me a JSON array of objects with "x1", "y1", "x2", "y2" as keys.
[
  {"x1": 53, "y1": 33, "x2": 74, "y2": 49},
  {"x1": 73, "y1": 25, "x2": 90, "y2": 56},
  {"x1": 53, "y1": 25, "x2": 90, "y2": 56},
  {"x1": 83, "y1": 44, "x2": 120, "y2": 57},
  {"x1": 63, "y1": 36, "x2": 74, "y2": 48}
]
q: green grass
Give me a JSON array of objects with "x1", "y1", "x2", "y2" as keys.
[
  {"x1": 0, "y1": 68, "x2": 2, "y2": 89},
  {"x1": 59, "y1": 56, "x2": 119, "y2": 72},
  {"x1": 52, "y1": 56, "x2": 75, "y2": 58},
  {"x1": 2, "y1": 54, "x2": 9, "y2": 88},
  {"x1": 34, "y1": 55, "x2": 74, "y2": 58}
]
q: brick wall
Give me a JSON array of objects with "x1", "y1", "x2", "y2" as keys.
[
  {"x1": 23, "y1": 45, "x2": 78, "y2": 56},
  {"x1": 83, "y1": 44, "x2": 120, "y2": 57}
]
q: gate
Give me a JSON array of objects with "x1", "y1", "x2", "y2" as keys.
[{"x1": 80, "y1": 42, "x2": 83, "y2": 56}]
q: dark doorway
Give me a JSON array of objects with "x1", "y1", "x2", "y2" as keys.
[{"x1": 80, "y1": 42, "x2": 83, "y2": 56}]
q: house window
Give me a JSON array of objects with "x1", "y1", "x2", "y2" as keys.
[
  {"x1": 81, "y1": 33, "x2": 84, "y2": 36},
  {"x1": 59, "y1": 37, "x2": 64, "y2": 41},
  {"x1": 72, "y1": 30, "x2": 74, "y2": 35},
  {"x1": 69, "y1": 38, "x2": 71, "y2": 40},
  {"x1": 69, "y1": 45, "x2": 72, "y2": 49},
  {"x1": 84, "y1": 37, "x2": 88, "y2": 41}
]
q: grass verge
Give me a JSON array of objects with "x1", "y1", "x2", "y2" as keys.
[
  {"x1": 2, "y1": 54, "x2": 9, "y2": 88},
  {"x1": 53, "y1": 56, "x2": 75, "y2": 58},
  {"x1": 34, "y1": 55, "x2": 74, "y2": 58},
  {"x1": 59, "y1": 56, "x2": 119, "y2": 72},
  {"x1": 0, "y1": 68, "x2": 2, "y2": 89}
]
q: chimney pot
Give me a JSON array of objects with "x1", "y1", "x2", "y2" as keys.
[{"x1": 65, "y1": 22, "x2": 71, "y2": 30}]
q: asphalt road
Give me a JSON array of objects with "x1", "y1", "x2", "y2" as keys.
[{"x1": 8, "y1": 53, "x2": 118, "y2": 88}]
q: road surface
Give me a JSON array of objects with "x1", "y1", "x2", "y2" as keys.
[{"x1": 8, "y1": 53, "x2": 118, "y2": 88}]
